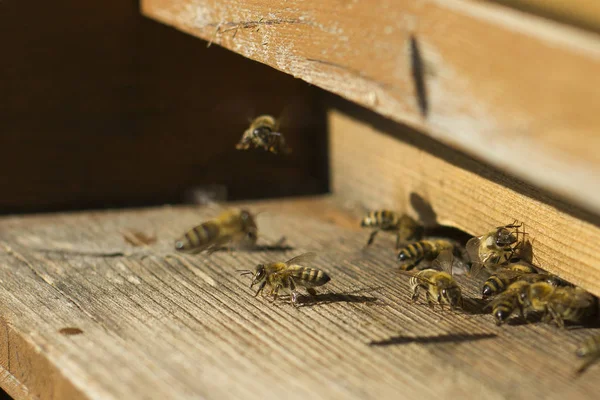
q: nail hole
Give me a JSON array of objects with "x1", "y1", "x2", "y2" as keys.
[{"x1": 59, "y1": 327, "x2": 83, "y2": 336}]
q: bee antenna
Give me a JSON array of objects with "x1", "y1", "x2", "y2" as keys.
[{"x1": 237, "y1": 269, "x2": 253, "y2": 276}]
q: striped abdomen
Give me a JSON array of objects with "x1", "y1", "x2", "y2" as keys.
[
  {"x1": 175, "y1": 221, "x2": 221, "y2": 253},
  {"x1": 290, "y1": 266, "x2": 331, "y2": 287},
  {"x1": 398, "y1": 240, "x2": 452, "y2": 269},
  {"x1": 482, "y1": 274, "x2": 513, "y2": 299},
  {"x1": 491, "y1": 295, "x2": 519, "y2": 325},
  {"x1": 361, "y1": 210, "x2": 399, "y2": 230}
]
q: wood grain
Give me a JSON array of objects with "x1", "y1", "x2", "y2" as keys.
[
  {"x1": 0, "y1": 198, "x2": 599, "y2": 399},
  {"x1": 142, "y1": 0, "x2": 600, "y2": 214},
  {"x1": 328, "y1": 106, "x2": 600, "y2": 297},
  {"x1": 488, "y1": 0, "x2": 600, "y2": 32}
]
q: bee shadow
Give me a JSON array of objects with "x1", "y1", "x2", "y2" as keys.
[
  {"x1": 296, "y1": 288, "x2": 381, "y2": 307},
  {"x1": 460, "y1": 297, "x2": 490, "y2": 315},
  {"x1": 369, "y1": 332, "x2": 497, "y2": 347}
]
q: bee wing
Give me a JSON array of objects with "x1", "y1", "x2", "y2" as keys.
[
  {"x1": 432, "y1": 249, "x2": 455, "y2": 274},
  {"x1": 285, "y1": 252, "x2": 317, "y2": 266},
  {"x1": 396, "y1": 269, "x2": 435, "y2": 285},
  {"x1": 465, "y1": 236, "x2": 482, "y2": 264}
]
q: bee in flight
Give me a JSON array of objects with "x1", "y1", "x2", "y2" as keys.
[
  {"x1": 575, "y1": 334, "x2": 600, "y2": 375},
  {"x1": 235, "y1": 115, "x2": 291, "y2": 154},
  {"x1": 174, "y1": 209, "x2": 258, "y2": 253},
  {"x1": 466, "y1": 221, "x2": 527, "y2": 277},
  {"x1": 239, "y1": 252, "x2": 330, "y2": 306},
  {"x1": 360, "y1": 210, "x2": 422, "y2": 249},
  {"x1": 402, "y1": 250, "x2": 463, "y2": 310},
  {"x1": 519, "y1": 282, "x2": 597, "y2": 329},
  {"x1": 397, "y1": 238, "x2": 455, "y2": 271}
]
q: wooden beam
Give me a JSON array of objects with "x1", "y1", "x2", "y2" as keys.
[
  {"x1": 0, "y1": 197, "x2": 599, "y2": 399},
  {"x1": 489, "y1": 0, "x2": 600, "y2": 32},
  {"x1": 141, "y1": 0, "x2": 600, "y2": 214}
]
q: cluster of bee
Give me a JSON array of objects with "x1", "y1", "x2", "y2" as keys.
[
  {"x1": 172, "y1": 207, "x2": 600, "y2": 373},
  {"x1": 361, "y1": 209, "x2": 600, "y2": 373}
]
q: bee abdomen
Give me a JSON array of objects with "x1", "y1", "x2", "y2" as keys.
[
  {"x1": 362, "y1": 210, "x2": 398, "y2": 229},
  {"x1": 176, "y1": 222, "x2": 220, "y2": 252},
  {"x1": 297, "y1": 268, "x2": 330, "y2": 286},
  {"x1": 482, "y1": 276, "x2": 506, "y2": 299},
  {"x1": 399, "y1": 241, "x2": 431, "y2": 261}
]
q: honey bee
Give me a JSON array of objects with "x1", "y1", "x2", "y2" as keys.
[
  {"x1": 235, "y1": 115, "x2": 291, "y2": 154},
  {"x1": 360, "y1": 210, "x2": 422, "y2": 249},
  {"x1": 397, "y1": 239, "x2": 455, "y2": 271},
  {"x1": 466, "y1": 221, "x2": 527, "y2": 277},
  {"x1": 174, "y1": 209, "x2": 257, "y2": 253},
  {"x1": 576, "y1": 334, "x2": 600, "y2": 374},
  {"x1": 239, "y1": 252, "x2": 331, "y2": 306},
  {"x1": 405, "y1": 250, "x2": 463, "y2": 310},
  {"x1": 520, "y1": 282, "x2": 597, "y2": 328},
  {"x1": 488, "y1": 280, "x2": 530, "y2": 325},
  {"x1": 481, "y1": 261, "x2": 539, "y2": 299}
]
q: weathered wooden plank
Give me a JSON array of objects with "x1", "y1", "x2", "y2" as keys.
[
  {"x1": 0, "y1": 198, "x2": 599, "y2": 399},
  {"x1": 141, "y1": 0, "x2": 600, "y2": 214},
  {"x1": 328, "y1": 106, "x2": 600, "y2": 298}
]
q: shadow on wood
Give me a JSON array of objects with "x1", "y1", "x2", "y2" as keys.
[{"x1": 369, "y1": 332, "x2": 497, "y2": 347}]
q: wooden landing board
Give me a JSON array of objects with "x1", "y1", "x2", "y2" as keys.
[
  {"x1": 0, "y1": 197, "x2": 599, "y2": 399},
  {"x1": 141, "y1": 0, "x2": 600, "y2": 214}
]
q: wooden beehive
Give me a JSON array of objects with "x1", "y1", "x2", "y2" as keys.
[{"x1": 1, "y1": 0, "x2": 600, "y2": 399}]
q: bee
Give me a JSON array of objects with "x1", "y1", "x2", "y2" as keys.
[
  {"x1": 174, "y1": 209, "x2": 257, "y2": 253},
  {"x1": 481, "y1": 261, "x2": 539, "y2": 299},
  {"x1": 235, "y1": 115, "x2": 291, "y2": 154},
  {"x1": 397, "y1": 238, "x2": 455, "y2": 271},
  {"x1": 488, "y1": 280, "x2": 530, "y2": 325},
  {"x1": 520, "y1": 282, "x2": 597, "y2": 328},
  {"x1": 576, "y1": 334, "x2": 600, "y2": 374},
  {"x1": 240, "y1": 252, "x2": 330, "y2": 306},
  {"x1": 466, "y1": 221, "x2": 527, "y2": 277},
  {"x1": 405, "y1": 250, "x2": 463, "y2": 310},
  {"x1": 360, "y1": 210, "x2": 422, "y2": 249}
]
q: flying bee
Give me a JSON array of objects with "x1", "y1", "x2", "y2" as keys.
[
  {"x1": 174, "y1": 209, "x2": 258, "y2": 253},
  {"x1": 404, "y1": 250, "x2": 463, "y2": 310},
  {"x1": 360, "y1": 210, "x2": 423, "y2": 249},
  {"x1": 239, "y1": 252, "x2": 330, "y2": 306},
  {"x1": 466, "y1": 221, "x2": 527, "y2": 277},
  {"x1": 235, "y1": 115, "x2": 291, "y2": 154},
  {"x1": 575, "y1": 334, "x2": 600, "y2": 374},
  {"x1": 488, "y1": 280, "x2": 530, "y2": 325},
  {"x1": 520, "y1": 282, "x2": 597, "y2": 328},
  {"x1": 397, "y1": 238, "x2": 455, "y2": 271}
]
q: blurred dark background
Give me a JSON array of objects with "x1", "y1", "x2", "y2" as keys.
[{"x1": 0, "y1": 0, "x2": 329, "y2": 215}]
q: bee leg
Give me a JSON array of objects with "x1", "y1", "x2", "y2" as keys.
[
  {"x1": 395, "y1": 232, "x2": 402, "y2": 250},
  {"x1": 411, "y1": 286, "x2": 420, "y2": 302},
  {"x1": 254, "y1": 281, "x2": 267, "y2": 297},
  {"x1": 425, "y1": 292, "x2": 436, "y2": 309},
  {"x1": 547, "y1": 307, "x2": 565, "y2": 329},
  {"x1": 288, "y1": 278, "x2": 301, "y2": 307},
  {"x1": 366, "y1": 230, "x2": 379, "y2": 247},
  {"x1": 271, "y1": 285, "x2": 281, "y2": 303}
]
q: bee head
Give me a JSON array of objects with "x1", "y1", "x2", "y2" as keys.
[
  {"x1": 251, "y1": 264, "x2": 267, "y2": 288},
  {"x1": 442, "y1": 287, "x2": 462, "y2": 309},
  {"x1": 494, "y1": 227, "x2": 517, "y2": 247}
]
